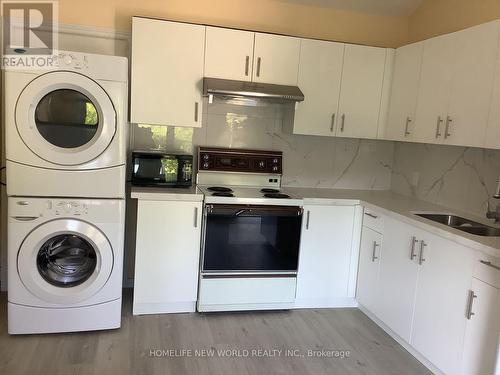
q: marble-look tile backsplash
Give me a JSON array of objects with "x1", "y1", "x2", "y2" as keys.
[
  {"x1": 131, "y1": 99, "x2": 395, "y2": 190},
  {"x1": 391, "y1": 142, "x2": 500, "y2": 218}
]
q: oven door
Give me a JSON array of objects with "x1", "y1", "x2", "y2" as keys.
[{"x1": 202, "y1": 204, "x2": 302, "y2": 274}]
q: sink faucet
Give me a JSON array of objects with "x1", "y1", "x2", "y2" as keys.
[{"x1": 486, "y1": 177, "x2": 500, "y2": 223}]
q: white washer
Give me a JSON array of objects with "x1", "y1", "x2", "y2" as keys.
[
  {"x1": 5, "y1": 51, "x2": 128, "y2": 198},
  {"x1": 7, "y1": 197, "x2": 124, "y2": 334}
]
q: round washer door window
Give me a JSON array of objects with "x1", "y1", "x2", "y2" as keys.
[
  {"x1": 15, "y1": 71, "x2": 116, "y2": 166},
  {"x1": 18, "y1": 219, "x2": 113, "y2": 305},
  {"x1": 36, "y1": 233, "x2": 97, "y2": 288}
]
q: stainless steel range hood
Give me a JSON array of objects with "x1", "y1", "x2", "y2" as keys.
[{"x1": 203, "y1": 77, "x2": 305, "y2": 103}]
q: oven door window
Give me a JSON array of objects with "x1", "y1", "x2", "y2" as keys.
[{"x1": 203, "y1": 205, "x2": 302, "y2": 272}]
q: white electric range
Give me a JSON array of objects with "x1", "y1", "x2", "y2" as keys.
[{"x1": 196, "y1": 147, "x2": 304, "y2": 312}]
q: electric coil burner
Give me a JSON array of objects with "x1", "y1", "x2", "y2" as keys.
[{"x1": 196, "y1": 147, "x2": 304, "y2": 313}]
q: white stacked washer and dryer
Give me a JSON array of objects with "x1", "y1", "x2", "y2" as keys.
[{"x1": 4, "y1": 51, "x2": 128, "y2": 334}]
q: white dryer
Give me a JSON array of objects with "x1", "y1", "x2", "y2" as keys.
[
  {"x1": 5, "y1": 51, "x2": 128, "y2": 198},
  {"x1": 7, "y1": 197, "x2": 124, "y2": 334}
]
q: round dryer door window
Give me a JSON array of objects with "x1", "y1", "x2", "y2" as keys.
[
  {"x1": 15, "y1": 71, "x2": 116, "y2": 166},
  {"x1": 17, "y1": 219, "x2": 113, "y2": 305}
]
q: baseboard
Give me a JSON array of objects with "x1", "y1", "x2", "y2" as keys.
[
  {"x1": 358, "y1": 304, "x2": 444, "y2": 375},
  {"x1": 294, "y1": 297, "x2": 358, "y2": 309},
  {"x1": 197, "y1": 302, "x2": 295, "y2": 312},
  {"x1": 133, "y1": 301, "x2": 196, "y2": 315}
]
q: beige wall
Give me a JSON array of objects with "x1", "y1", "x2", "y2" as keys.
[
  {"x1": 409, "y1": 0, "x2": 500, "y2": 42},
  {"x1": 58, "y1": 0, "x2": 408, "y2": 48}
]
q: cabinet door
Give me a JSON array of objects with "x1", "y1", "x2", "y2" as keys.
[
  {"x1": 337, "y1": 45, "x2": 387, "y2": 139},
  {"x1": 252, "y1": 33, "x2": 300, "y2": 85},
  {"x1": 293, "y1": 39, "x2": 344, "y2": 136},
  {"x1": 133, "y1": 200, "x2": 202, "y2": 314},
  {"x1": 385, "y1": 42, "x2": 424, "y2": 141},
  {"x1": 413, "y1": 33, "x2": 456, "y2": 143},
  {"x1": 445, "y1": 21, "x2": 500, "y2": 147},
  {"x1": 205, "y1": 27, "x2": 255, "y2": 82},
  {"x1": 296, "y1": 205, "x2": 356, "y2": 307},
  {"x1": 411, "y1": 233, "x2": 474, "y2": 375},
  {"x1": 356, "y1": 226, "x2": 382, "y2": 315},
  {"x1": 462, "y1": 278, "x2": 500, "y2": 375},
  {"x1": 376, "y1": 217, "x2": 420, "y2": 342},
  {"x1": 131, "y1": 18, "x2": 205, "y2": 127}
]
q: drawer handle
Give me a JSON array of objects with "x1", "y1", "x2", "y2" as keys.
[
  {"x1": 365, "y1": 212, "x2": 378, "y2": 219},
  {"x1": 305, "y1": 210, "x2": 311, "y2": 230},
  {"x1": 418, "y1": 240, "x2": 427, "y2": 265},
  {"x1": 371, "y1": 241, "x2": 380, "y2": 262},
  {"x1": 479, "y1": 260, "x2": 500, "y2": 271},
  {"x1": 245, "y1": 55, "x2": 250, "y2": 76},
  {"x1": 410, "y1": 236, "x2": 418, "y2": 260}
]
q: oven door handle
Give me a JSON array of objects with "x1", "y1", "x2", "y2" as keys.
[
  {"x1": 208, "y1": 207, "x2": 303, "y2": 217},
  {"x1": 235, "y1": 209, "x2": 248, "y2": 216}
]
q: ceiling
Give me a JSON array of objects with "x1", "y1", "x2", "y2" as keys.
[{"x1": 280, "y1": 0, "x2": 425, "y2": 16}]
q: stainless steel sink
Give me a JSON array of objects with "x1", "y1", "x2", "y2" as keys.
[{"x1": 414, "y1": 213, "x2": 500, "y2": 237}]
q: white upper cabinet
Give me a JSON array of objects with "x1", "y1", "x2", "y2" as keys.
[
  {"x1": 292, "y1": 39, "x2": 345, "y2": 137},
  {"x1": 385, "y1": 42, "x2": 424, "y2": 141},
  {"x1": 336, "y1": 45, "x2": 388, "y2": 139},
  {"x1": 445, "y1": 21, "x2": 500, "y2": 147},
  {"x1": 252, "y1": 33, "x2": 301, "y2": 85},
  {"x1": 131, "y1": 17, "x2": 205, "y2": 127},
  {"x1": 485, "y1": 22, "x2": 500, "y2": 150},
  {"x1": 413, "y1": 33, "x2": 456, "y2": 144},
  {"x1": 204, "y1": 27, "x2": 255, "y2": 82}
]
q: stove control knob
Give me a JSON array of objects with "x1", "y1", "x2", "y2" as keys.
[
  {"x1": 272, "y1": 166, "x2": 279, "y2": 172},
  {"x1": 273, "y1": 158, "x2": 279, "y2": 164},
  {"x1": 203, "y1": 154, "x2": 210, "y2": 161},
  {"x1": 203, "y1": 162, "x2": 209, "y2": 169},
  {"x1": 258, "y1": 161, "x2": 265, "y2": 168}
]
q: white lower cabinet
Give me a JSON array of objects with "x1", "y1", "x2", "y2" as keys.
[
  {"x1": 410, "y1": 232, "x2": 475, "y2": 375},
  {"x1": 296, "y1": 204, "x2": 361, "y2": 308},
  {"x1": 356, "y1": 226, "x2": 382, "y2": 315},
  {"x1": 376, "y1": 217, "x2": 421, "y2": 342},
  {"x1": 133, "y1": 199, "x2": 202, "y2": 315},
  {"x1": 356, "y1": 213, "x2": 486, "y2": 375}
]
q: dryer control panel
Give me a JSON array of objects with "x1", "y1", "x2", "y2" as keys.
[{"x1": 57, "y1": 52, "x2": 89, "y2": 71}]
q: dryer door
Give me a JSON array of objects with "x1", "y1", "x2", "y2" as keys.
[
  {"x1": 17, "y1": 219, "x2": 113, "y2": 304},
  {"x1": 15, "y1": 71, "x2": 116, "y2": 166}
]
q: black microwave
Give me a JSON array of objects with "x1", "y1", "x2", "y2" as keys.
[{"x1": 131, "y1": 151, "x2": 193, "y2": 187}]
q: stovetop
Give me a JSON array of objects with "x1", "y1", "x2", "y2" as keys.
[{"x1": 197, "y1": 185, "x2": 303, "y2": 206}]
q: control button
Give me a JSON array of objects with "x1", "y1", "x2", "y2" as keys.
[
  {"x1": 203, "y1": 154, "x2": 210, "y2": 161},
  {"x1": 63, "y1": 55, "x2": 72, "y2": 65},
  {"x1": 273, "y1": 158, "x2": 279, "y2": 164},
  {"x1": 203, "y1": 162, "x2": 209, "y2": 169},
  {"x1": 272, "y1": 166, "x2": 278, "y2": 172},
  {"x1": 258, "y1": 161, "x2": 265, "y2": 168}
]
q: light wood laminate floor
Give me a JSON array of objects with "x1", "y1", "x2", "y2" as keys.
[{"x1": 0, "y1": 291, "x2": 430, "y2": 375}]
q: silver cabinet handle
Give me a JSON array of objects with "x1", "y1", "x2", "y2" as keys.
[
  {"x1": 194, "y1": 102, "x2": 199, "y2": 122},
  {"x1": 340, "y1": 114, "x2": 346, "y2": 132},
  {"x1": 245, "y1": 56, "x2": 249, "y2": 76},
  {"x1": 418, "y1": 240, "x2": 427, "y2": 265},
  {"x1": 330, "y1": 113, "x2": 336, "y2": 132},
  {"x1": 364, "y1": 212, "x2": 378, "y2": 219},
  {"x1": 256, "y1": 57, "x2": 261, "y2": 77},
  {"x1": 371, "y1": 241, "x2": 380, "y2": 262},
  {"x1": 305, "y1": 210, "x2": 310, "y2": 230},
  {"x1": 435, "y1": 116, "x2": 443, "y2": 138},
  {"x1": 466, "y1": 290, "x2": 477, "y2": 320},
  {"x1": 410, "y1": 236, "x2": 418, "y2": 260},
  {"x1": 404, "y1": 116, "x2": 412, "y2": 136},
  {"x1": 480, "y1": 260, "x2": 500, "y2": 271},
  {"x1": 444, "y1": 116, "x2": 452, "y2": 139},
  {"x1": 194, "y1": 207, "x2": 198, "y2": 228},
  {"x1": 16, "y1": 201, "x2": 29, "y2": 206}
]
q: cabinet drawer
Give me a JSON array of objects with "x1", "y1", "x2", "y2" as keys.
[
  {"x1": 474, "y1": 252, "x2": 500, "y2": 289},
  {"x1": 363, "y1": 207, "x2": 384, "y2": 233}
]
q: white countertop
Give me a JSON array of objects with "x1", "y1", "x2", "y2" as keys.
[
  {"x1": 130, "y1": 186, "x2": 204, "y2": 202},
  {"x1": 285, "y1": 187, "x2": 500, "y2": 257}
]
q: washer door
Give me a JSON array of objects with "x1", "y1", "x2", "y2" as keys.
[
  {"x1": 15, "y1": 71, "x2": 116, "y2": 166},
  {"x1": 18, "y1": 219, "x2": 113, "y2": 304}
]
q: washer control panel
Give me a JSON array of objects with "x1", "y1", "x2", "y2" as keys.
[
  {"x1": 54, "y1": 201, "x2": 89, "y2": 216},
  {"x1": 57, "y1": 52, "x2": 89, "y2": 71}
]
